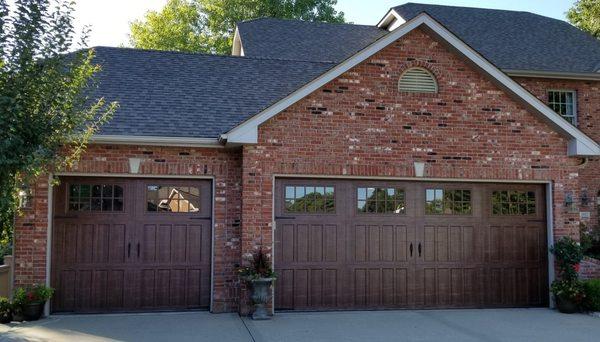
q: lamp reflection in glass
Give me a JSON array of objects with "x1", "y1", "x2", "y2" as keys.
[
  {"x1": 580, "y1": 189, "x2": 589, "y2": 206},
  {"x1": 565, "y1": 192, "x2": 577, "y2": 212}
]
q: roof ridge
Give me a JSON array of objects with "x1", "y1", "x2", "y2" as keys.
[
  {"x1": 91, "y1": 46, "x2": 336, "y2": 64},
  {"x1": 237, "y1": 16, "x2": 379, "y2": 29},
  {"x1": 396, "y1": 2, "x2": 534, "y2": 15}
]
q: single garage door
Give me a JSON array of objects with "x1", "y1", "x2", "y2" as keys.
[
  {"x1": 51, "y1": 177, "x2": 212, "y2": 313},
  {"x1": 274, "y1": 179, "x2": 548, "y2": 310}
]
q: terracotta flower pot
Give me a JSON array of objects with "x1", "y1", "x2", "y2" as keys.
[{"x1": 22, "y1": 302, "x2": 45, "y2": 321}]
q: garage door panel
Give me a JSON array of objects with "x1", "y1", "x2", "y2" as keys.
[
  {"x1": 91, "y1": 270, "x2": 108, "y2": 309},
  {"x1": 275, "y1": 179, "x2": 548, "y2": 311},
  {"x1": 52, "y1": 177, "x2": 212, "y2": 313},
  {"x1": 108, "y1": 224, "x2": 128, "y2": 263}
]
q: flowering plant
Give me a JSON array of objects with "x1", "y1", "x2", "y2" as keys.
[
  {"x1": 237, "y1": 248, "x2": 276, "y2": 281},
  {"x1": 13, "y1": 284, "x2": 54, "y2": 305},
  {"x1": 551, "y1": 280, "x2": 586, "y2": 304}
]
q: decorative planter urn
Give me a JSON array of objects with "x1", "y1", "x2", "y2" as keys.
[
  {"x1": 250, "y1": 278, "x2": 274, "y2": 320},
  {"x1": 22, "y1": 302, "x2": 45, "y2": 321},
  {"x1": 555, "y1": 296, "x2": 579, "y2": 314}
]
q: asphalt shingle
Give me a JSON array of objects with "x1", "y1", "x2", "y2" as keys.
[
  {"x1": 238, "y1": 3, "x2": 600, "y2": 74},
  {"x1": 238, "y1": 18, "x2": 387, "y2": 63},
  {"x1": 91, "y1": 47, "x2": 334, "y2": 138}
]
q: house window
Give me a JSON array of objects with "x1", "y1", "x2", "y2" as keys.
[
  {"x1": 69, "y1": 184, "x2": 124, "y2": 212},
  {"x1": 398, "y1": 67, "x2": 438, "y2": 93},
  {"x1": 425, "y1": 189, "x2": 472, "y2": 215},
  {"x1": 357, "y1": 187, "x2": 406, "y2": 214},
  {"x1": 548, "y1": 90, "x2": 577, "y2": 125},
  {"x1": 492, "y1": 190, "x2": 536, "y2": 215},
  {"x1": 146, "y1": 186, "x2": 200, "y2": 213},
  {"x1": 285, "y1": 185, "x2": 335, "y2": 213}
]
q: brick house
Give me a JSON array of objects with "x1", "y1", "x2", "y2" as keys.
[{"x1": 13, "y1": 3, "x2": 600, "y2": 314}]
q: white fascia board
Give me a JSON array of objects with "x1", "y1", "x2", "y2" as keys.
[
  {"x1": 90, "y1": 135, "x2": 223, "y2": 148},
  {"x1": 232, "y1": 27, "x2": 244, "y2": 56},
  {"x1": 225, "y1": 13, "x2": 600, "y2": 156},
  {"x1": 376, "y1": 9, "x2": 403, "y2": 29}
]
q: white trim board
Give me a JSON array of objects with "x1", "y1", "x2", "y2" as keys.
[
  {"x1": 90, "y1": 135, "x2": 223, "y2": 148},
  {"x1": 222, "y1": 13, "x2": 600, "y2": 157}
]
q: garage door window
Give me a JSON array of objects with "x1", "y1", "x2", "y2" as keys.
[
  {"x1": 425, "y1": 189, "x2": 472, "y2": 215},
  {"x1": 69, "y1": 184, "x2": 124, "y2": 212},
  {"x1": 357, "y1": 187, "x2": 405, "y2": 214},
  {"x1": 285, "y1": 185, "x2": 335, "y2": 213},
  {"x1": 146, "y1": 185, "x2": 200, "y2": 212},
  {"x1": 492, "y1": 190, "x2": 536, "y2": 215}
]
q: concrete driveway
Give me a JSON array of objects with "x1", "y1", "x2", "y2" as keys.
[{"x1": 1, "y1": 309, "x2": 599, "y2": 342}]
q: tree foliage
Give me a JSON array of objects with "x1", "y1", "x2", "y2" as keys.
[
  {"x1": 567, "y1": 0, "x2": 600, "y2": 39},
  {"x1": 0, "y1": 0, "x2": 117, "y2": 243},
  {"x1": 129, "y1": 0, "x2": 345, "y2": 54},
  {"x1": 129, "y1": 0, "x2": 210, "y2": 53}
]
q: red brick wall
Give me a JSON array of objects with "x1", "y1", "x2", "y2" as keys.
[
  {"x1": 13, "y1": 144, "x2": 243, "y2": 312},
  {"x1": 580, "y1": 257, "x2": 600, "y2": 280},
  {"x1": 516, "y1": 77, "x2": 600, "y2": 230},
  {"x1": 241, "y1": 28, "x2": 584, "y2": 309}
]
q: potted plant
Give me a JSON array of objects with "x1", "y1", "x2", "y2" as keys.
[
  {"x1": 237, "y1": 248, "x2": 276, "y2": 320},
  {"x1": 550, "y1": 237, "x2": 585, "y2": 313},
  {"x1": 0, "y1": 297, "x2": 12, "y2": 324},
  {"x1": 13, "y1": 284, "x2": 54, "y2": 321}
]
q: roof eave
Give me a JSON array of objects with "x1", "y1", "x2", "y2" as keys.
[
  {"x1": 90, "y1": 135, "x2": 224, "y2": 148},
  {"x1": 504, "y1": 69, "x2": 600, "y2": 81}
]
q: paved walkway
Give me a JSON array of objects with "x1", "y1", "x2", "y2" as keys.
[{"x1": 1, "y1": 309, "x2": 599, "y2": 342}]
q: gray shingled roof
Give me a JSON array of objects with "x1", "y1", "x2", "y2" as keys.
[
  {"x1": 238, "y1": 3, "x2": 600, "y2": 74},
  {"x1": 91, "y1": 47, "x2": 333, "y2": 138},
  {"x1": 393, "y1": 3, "x2": 600, "y2": 74},
  {"x1": 237, "y1": 18, "x2": 387, "y2": 63}
]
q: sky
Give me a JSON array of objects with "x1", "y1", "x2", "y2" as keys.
[{"x1": 74, "y1": 0, "x2": 576, "y2": 48}]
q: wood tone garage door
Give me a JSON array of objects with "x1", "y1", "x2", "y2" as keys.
[
  {"x1": 51, "y1": 177, "x2": 212, "y2": 313},
  {"x1": 274, "y1": 179, "x2": 548, "y2": 310}
]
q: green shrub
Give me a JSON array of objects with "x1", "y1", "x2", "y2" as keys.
[
  {"x1": 583, "y1": 279, "x2": 600, "y2": 311},
  {"x1": 0, "y1": 297, "x2": 12, "y2": 323},
  {"x1": 581, "y1": 223, "x2": 600, "y2": 260}
]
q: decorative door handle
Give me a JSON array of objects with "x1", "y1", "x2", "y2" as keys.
[
  {"x1": 418, "y1": 243, "x2": 422, "y2": 257},
  {"x1": 128, "y1": 243, "x2": 131, "y2": 258},
  {"x1": 409, "y1": 243, "x2": 413, "y2": 257},
  {"x1": 137, "y1": 243, "x2": 140, "y2": 257}
]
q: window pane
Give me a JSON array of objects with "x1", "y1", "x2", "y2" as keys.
[
  {"x1": 92, "y1": 185, "x2": 102, "y2": 197},
  {"x1": 80, "y1": 185, "x2": 91, "y2": 198},
  {"x1": 285, "y1": 185, "x2": 334, "y2": 213},
  {"x1": 285, "y1": 186, "x2": 295, "y2": 199},
  {"x1": 113, "y1": 198, "x2": 123, "y2": 211}
]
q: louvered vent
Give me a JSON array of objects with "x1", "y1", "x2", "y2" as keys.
[{"x1": 398, "y1": 68, "x2": 438, "y2": 93}]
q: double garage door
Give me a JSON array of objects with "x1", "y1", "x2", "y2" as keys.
[
  {"x1": 51, "y1": 177, "x2": 212, "y2": 313},
  {"x1": 274, "y1": 179, "x2": 549, "y2": 310}
]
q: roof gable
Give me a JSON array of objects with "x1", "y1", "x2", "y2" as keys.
[
  {"x1": 381, "y1": 3, "x2": 600, "y2": 75},
  {"x1": 224, "y1": 13, "x2": 600, "y2": 156}
]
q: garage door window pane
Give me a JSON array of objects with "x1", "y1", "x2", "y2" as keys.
[
  {"x1": 492, "y1": 190, "x2": 536, "y2": 215},
  {"x1": 357, "y1": 187, "x2": 405, "y2": 214},
  {"x1": 285, "y1": 185, "x2": 335, "y2": 213},
  {"x1": 426, "y1": 189, "x2": 471, "y2": 215},
  {"x1": 146, "y1": 186, "x2": 200, "y2": 213},
  {"x1": 69, "y1": 184, "x2": 124, "y2": 212}
]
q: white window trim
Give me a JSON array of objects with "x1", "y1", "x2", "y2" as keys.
[{"x1": 547, "y1": 89, "x2": 577, "y2": 126}]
